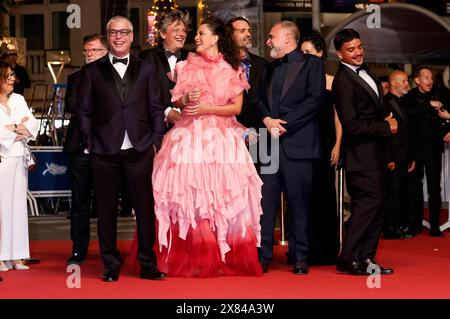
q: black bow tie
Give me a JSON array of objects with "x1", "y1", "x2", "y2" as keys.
[
  {"x1": 165, "y1": 50, "x2": 182, "y2": 59},
  {"x1": 112, "y1": 57, "x2": 128, "y2": 65},
  {"x1": 356, "y1": 65, "x2": 367, "y2": 74}
]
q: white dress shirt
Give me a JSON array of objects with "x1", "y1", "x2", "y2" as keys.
[
  {"x1": 342, "y1": 61, "x2": 379, "y2": 97},
  {"x1": 164, "y1": 53, "x2": 181, "y2": 120},
  {"x1": 109, "y1": 52, "x2": 133, "y2": 150}
]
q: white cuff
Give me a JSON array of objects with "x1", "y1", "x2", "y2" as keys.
[
  {"x1": 164, "y1": 107, "x2": 173, "y2": 121},
  {"x1": 164, "y1": 107, "x2": 181, "y2": 121}
]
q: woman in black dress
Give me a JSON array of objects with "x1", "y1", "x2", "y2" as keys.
[{"x1": 300, "y1": 31, "x2": 342, "y2": 265}]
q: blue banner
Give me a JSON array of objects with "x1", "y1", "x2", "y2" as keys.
[{"x1": 28, "y1": 150, "x2": 71, "y2": 192}]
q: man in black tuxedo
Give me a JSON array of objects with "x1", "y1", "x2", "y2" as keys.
[
  {"x1": 139, "y1": 10, "x2": 190, "y2": 129},
  {"x1": 77, "y1": 16, "x2": 165, "y2": 282},
  {"x1": 332, "y1": 29, "x2": 397, "y2": 276},
  {"x1": 383, "y1": 70, "x2": 415, "y2": 239},
  {"x1": 253, "y1": 21, "x2": 325, "y2": 275},
  {"x1": 226, "y1": 17, "x2": 267, "y2": 131},
  {"x1": 64, "y1": 34, "x2": 108, "y2": 265},
  {"x1": 405, "y1": 66, "x2": 449, "y2": 237}
]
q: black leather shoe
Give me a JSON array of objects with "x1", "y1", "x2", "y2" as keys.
[
  {"x1": 383, "y1": 227, "x2": 406, "y2": 239},
  {"x1": 363, "y1": 259, "x2": 393, "y2": 275},
  {"x1": 102, "y1": 268, "x2": 120, "y2": 282},
  {"x1": 140, "y1": 267, "x2": 166, "y2": 280},
  {"x1": 261, "y1": 263, "x2": 269, "y2": 273},
  {"x1": 336, "y1": 260, "x2": 368, "y2": 276},
  {"x1": 293, "y1": 262, "x2": 309, "y2": 275},
  {"x1": 430, "y1": 228, "x2": 444, "y2": 237},
  {"x1": 67, "y1": 253, "x2": 86, "y2": 265}
]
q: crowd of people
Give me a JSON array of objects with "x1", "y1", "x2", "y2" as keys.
[{"x1": 0, "y1": 11, "x2": 449, "y2": 283}]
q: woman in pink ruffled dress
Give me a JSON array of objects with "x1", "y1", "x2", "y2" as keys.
[{"x1": 147, "y1": 16, "x2": 263, "y2": 278}]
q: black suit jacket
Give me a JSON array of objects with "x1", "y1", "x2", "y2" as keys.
[
  {"x1": 77, "y1": 54, "x2": 164, "y2": 155},
  {"x1": 139, "y1": 46, "x2": 189, "y2": 111},
  {"x1": 237, "y1": 52, "x2": 267, "y2": 129},
  {"x1": 383, "y1": 92, "x2": 411, "y2": 164},
  {"x1": 253, "y1": 52, "x2": 325, "y2": 159},
  {"x1": 332, "y1": 63, "x2": 390, "y2": 172},
  {"x1": 63, "y1": 70, "x2": 82, "y2": 152},
  {"x1": 405, "y1": 87, "x2": 448, "y2": 157}
]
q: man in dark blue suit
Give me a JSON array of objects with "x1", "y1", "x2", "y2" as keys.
[
  {"x1": 77, "y1": 16, "x2": 165, "y2": 282},
  {"x1": 253, "y1": 21, "x2": 325, "y2": 275}
]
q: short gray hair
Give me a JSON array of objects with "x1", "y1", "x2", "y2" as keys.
[
  {"x1": 106, "y1": 15, "x2": 133, "y2": 33},
  {"x1": 277, "y1": 20, "x2": 300, "y2": 44}
]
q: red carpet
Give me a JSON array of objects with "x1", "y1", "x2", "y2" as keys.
[{"x1": 1, "y1": 233, "x2": 450, "y2": 299}]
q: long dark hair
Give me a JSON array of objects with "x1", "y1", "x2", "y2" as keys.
[{"x1": 200, "y1": 16, "x2": 240, "y2": 70}]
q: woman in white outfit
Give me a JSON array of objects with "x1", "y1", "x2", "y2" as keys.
[{"x1": 0, "y1": 61, "x2": 39, "y2": 271}]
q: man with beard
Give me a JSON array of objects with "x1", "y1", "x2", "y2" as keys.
[
  {"x1": 332, "y1": 29, "x2": 396, "y2": 275},
  {"x1": 226, "y1": 17, "x2": 267, "y2": 133},
  {"x1": 253, "y1": 21, "x2": 325, "y2": 275},
  {"x1": 383, "y1": 70, "x2": 415, "y2": 239}
]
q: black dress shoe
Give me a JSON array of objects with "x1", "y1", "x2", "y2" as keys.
[
  {"x1": 430, "y1": 228, "x2": 444, "y2": 237},
  {"x1": 293, "y1": 262, "x2": 309, "y2": 275},
  {"x1": 363, "y1": 259, "x2": 394, "y2": 275},
  {"x1": 67, "y1": 253, "x2": 86, "y2": 265},
  {"x1": 140, "y1": 267, "x2": 167, "y2": 280},
  {"x1": 336, "y1": 261, "x2": 368, "y2": 276},
  {"x1": 260, "y1": 263, "x2": 269, "y2": 273},
  {"x1": 383, "y1": 228, "x2": 406, "y2": 239},
  {"x1": 102, "y1": 269, "x2": 120, "y2": 282}
]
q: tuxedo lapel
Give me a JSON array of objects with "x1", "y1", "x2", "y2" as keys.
[
  {"x1": 366, "y1": 67, "x2": 384, "y2": 106},
  {"x1": 249, "y1": 54, "x2": 257, "y2": 91},
  {"x1": 341, "y1": 64, "x2": 383, "y2": 110},
  {"x1": 280, "y1": 54, "x2": 306, "y2": 102},
  {"x1": 389, "y1": 97, "x2": 407, "y2": 121},
  {"x1": 265, "y1": 63, "x2": 276, "y2": 110},
  {"x1": 123, "y1": 56, "x2": 140, "y2": 101},
  {"x1": 97, "y1": 56, "x2": 122, "y2": 101},
  {"x1": 157, "y1": 48, "x2": 171, "y2": 74}
]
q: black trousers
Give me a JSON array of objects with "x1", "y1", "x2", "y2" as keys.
[
  {"x1": 341, "y1": 169, "x2": 385, "y2": 262},
  {"x1": 67, "y1": 152, "x2": 93, "y2": 256},
  {"x1": 384, "y1": 162, "x2": 409, "y2": 232},
  {"x1": 260, "y1": 148, "x2": 313, "y2": 266},
  {"x1": 406, "y1": 151, "x2": 442, "y2": 233},
  {"x1": 308, "y1": 158, "x2": 339, "y2": 265},
  {"x1": 92, "y1": 148, "x2": 157, "y2": 271}
]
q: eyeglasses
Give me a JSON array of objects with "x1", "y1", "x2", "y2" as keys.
[
  {"x1": 107, "y1": 29, "x2": 132, "y2": 37},
  {"x1": 82, "y1": 48, "x2": 106, "y2": 54}
]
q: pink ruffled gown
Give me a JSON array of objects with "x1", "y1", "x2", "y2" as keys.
[{"x1": 128, "y1": 52, "x2": 263, "y2": 277}]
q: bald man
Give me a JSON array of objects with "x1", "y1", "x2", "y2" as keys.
[{"x1": 382, "y1": 71, "x2": 415, "y2": 239}]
